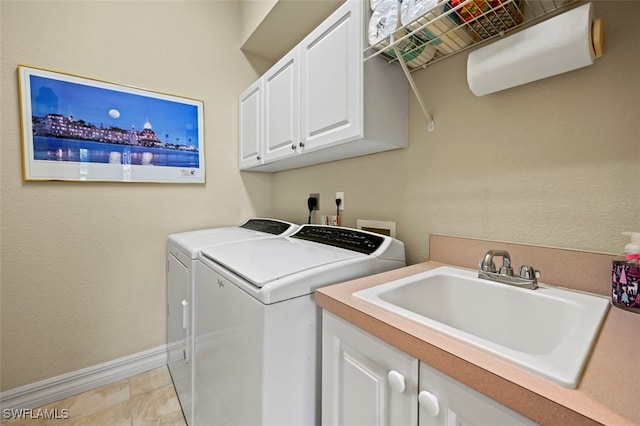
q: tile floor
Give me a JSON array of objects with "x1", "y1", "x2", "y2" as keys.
[{"x1": 2, "y1": 366, "x2": 186, "y2": 425}]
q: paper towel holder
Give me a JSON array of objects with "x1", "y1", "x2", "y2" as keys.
[
  {"x1": 363, "y1": 0, "x2": 593, "y2": 131},
  {"x1": 466, "y1": 3, "x2": 605, "y2": 97},
  {"x1": 592, "y1": 18, "x2": 604, "y2": 59},
  {"x1": 384, "y1": 13, "x2": 606, "y2": 131}
]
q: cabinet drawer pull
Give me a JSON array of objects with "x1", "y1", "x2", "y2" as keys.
[
  {"x1": 418, "y1": 390, "x2": 440, "y2": 417},
  {"x1": 387, "y1": 370, "x2": 405, "y2": 393}
]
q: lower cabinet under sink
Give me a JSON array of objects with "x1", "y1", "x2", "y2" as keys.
[{"x1": 321, "y1": 311, "x2": 536, "y2": 426}]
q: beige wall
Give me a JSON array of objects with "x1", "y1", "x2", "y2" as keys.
[
  {"x1": 272, "y1": 1, "x2": 640, "y2": 265},
  {"x1": 239, "y1": 0, "x2": 342, "y2": 71},
  {"x1": 239, "y1": 0, "x2": 278, "y2": 45},
  {"x1": 0, "y1": 1, "x2": 272, "y2": 391}
]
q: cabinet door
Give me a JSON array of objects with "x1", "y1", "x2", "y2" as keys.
[
  {"x1": 300, "y1": 0, "x2": 362, "y2": 151},
  {"x1": 166, "y1": 253, "x2": 192, "y2": 424},
  {"x1": 418, "y1": 363, "x2": 537, "y2": 426},
  {"x1": 263, "y1": 49, "x2": 300, "y2": 162},
  {"x1": 238, "y1": 79, "x2": 263, "y2": 169},
  {"x1": 322, "y1": 312, "x2": 418, "y2": 426}
]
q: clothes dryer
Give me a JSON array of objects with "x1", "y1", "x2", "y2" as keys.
[
  {"x1": 166, "y1": 218, "x2": 298, "y2": 424},
  {"x1": 194, "y1": 225, "x2": 405, "y2": 425}
]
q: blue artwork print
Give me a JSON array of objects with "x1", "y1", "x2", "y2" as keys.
[{"x1": 29, "y1": 75, "x2": 200, "y2": 168}]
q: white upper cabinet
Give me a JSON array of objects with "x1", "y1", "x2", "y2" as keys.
[
  {"x1": 299, "y1": 0, "x2": 361, "y2": 150},
  {"x1": 239, "y1": 0, "x2": 407, "y2": 172},
  {"x1": 238, "y1": 79, "x2": 263, "y2": 169},
  {"x1": 263, "y1": 49, "x2": 300, "y2": 163}
]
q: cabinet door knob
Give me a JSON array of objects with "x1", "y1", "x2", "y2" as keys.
[
  {"x1": 291, "y1": 143, "x2": 296, "y2": 150},
  {"x1": 299, "y1": 142, "x2": 305, "y2": 148},
  {"x1": 256, "y1": 155, "x2": 261, "y2": 161},
  {"x1": 418, "y1": 390, "x2": 440, "y2": 417},
  {"x1": 387, "y1": 370, "x2": 406, "y2": 393}
]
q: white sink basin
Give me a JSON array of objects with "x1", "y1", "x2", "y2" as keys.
[{"x1": 354, "y1": 266, "x2": 610, "y2": 388}]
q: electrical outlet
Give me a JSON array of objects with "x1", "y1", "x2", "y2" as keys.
[
  {"x1": 309, "y1": 193, "x2": 320, "y2": 210},
  {"x1": 336, "y1": 192, "x2": 344, "y2": 210},
  {"x1": 321, "y1": 215, "x2": 339, "y2": 226}
]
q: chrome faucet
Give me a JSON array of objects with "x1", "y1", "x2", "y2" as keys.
[{"x1": 478, "y1": 250, "x2": 540, "y2": 290}]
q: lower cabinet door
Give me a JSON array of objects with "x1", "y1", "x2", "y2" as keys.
[
  {"x1": 418, "y1": 363, "x2": 537, "y2": 426},
  {"x1": 322, "y1": 311, "x2": 418, "y2": 426}
]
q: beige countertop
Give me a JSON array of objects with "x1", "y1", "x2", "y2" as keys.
[{"x1": 315, "y1": 261, "x2": 640, "y2": 426}]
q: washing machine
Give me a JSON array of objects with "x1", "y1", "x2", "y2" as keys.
[
  {"x1": 166, "y1": 218, "x2": 299, "y2": 424},
  {"x1": 194, "y1": 224, "x2": 406, "y2": 426}
]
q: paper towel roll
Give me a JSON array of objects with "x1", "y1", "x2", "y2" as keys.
[{"x1": 467, "y1": 2, "x2": 598, "y2": 96}]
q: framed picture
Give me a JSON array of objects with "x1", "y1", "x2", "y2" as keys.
[{"x1": 18, "y1": 65, "x2": 205, "y2": 183}]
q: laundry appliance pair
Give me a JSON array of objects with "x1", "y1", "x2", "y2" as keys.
[{"x1": 167, "y1": 218, "x2": 405, "y2": 425}]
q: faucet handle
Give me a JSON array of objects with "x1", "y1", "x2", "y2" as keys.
[
  {"x1": 478, "y1": 259, "x2": 496, "y2": 273},
  {"x1": 499, "y1": 256, "x2": 514, "y2": 276},
  {"x1": 499, "y1": 264, "x2": 514, "y2": 276},
  {"x1": 518, "y1": 265, "x2": 540, "y2": 281}
]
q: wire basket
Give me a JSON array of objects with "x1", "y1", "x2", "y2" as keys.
[{"x1": 449, "y1": 0, "x2": 525, "y2": 41}]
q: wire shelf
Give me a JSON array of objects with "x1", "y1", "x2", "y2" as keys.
[
  {"x1": 365, "y1": 0, "x2": 578, "y2": 71},
  {"x1": 363, "y1": 0, "x2": 580, "y2": 131}
]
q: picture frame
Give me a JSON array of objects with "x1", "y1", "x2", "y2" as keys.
[{"x1": 18, "y1": 65, "x2": 205, "y2": 183}]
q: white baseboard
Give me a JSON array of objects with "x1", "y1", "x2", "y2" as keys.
[{"x1": 0, "y1": 345, "x2": 168, "y2": 411}]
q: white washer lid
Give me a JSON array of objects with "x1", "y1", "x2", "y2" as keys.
[
  {"x1": 168, "y1": 227, "x2": 268, "y2": 258},
  {"x1": 168, "y1": 218, "x2": 299, "y2": 258},
  {"x1": 200, "y1": 237, "x2": 365, "y2": 287}
]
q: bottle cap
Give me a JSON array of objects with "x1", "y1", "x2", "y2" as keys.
[{"x1": 623, "y1": 232, "x2": 640, "y2": 254}]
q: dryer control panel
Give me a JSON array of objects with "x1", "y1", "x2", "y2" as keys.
[
  {"x1": 292, "y1": 225, "x2": 384, "y2": 255},
  {"x1": 240, "y1": 219, "x2": 295, "y2": 235}
]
